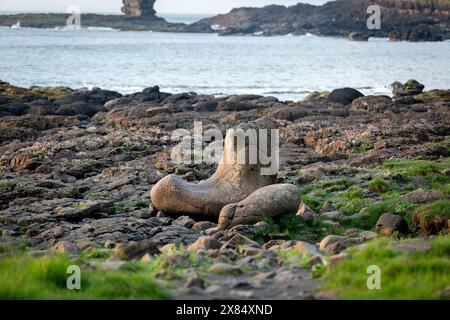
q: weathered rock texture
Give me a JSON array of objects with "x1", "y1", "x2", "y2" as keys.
[
  {"x1": 218, "y1": 184, "x2": 301, "y2": 229},
  {"x1": 150, "y1": 120, "x2": 278, "y2": 218}
]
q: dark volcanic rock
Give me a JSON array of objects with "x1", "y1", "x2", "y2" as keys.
[
  {"x1": 121, "y1": 0, "x2": 156, "y2": 17},
  {"x1": 327, "y1": 88, "x2": 364, "y2": 105},
  {"x1": 199, "y1": 0, "x2": 450, "y2": 41}
]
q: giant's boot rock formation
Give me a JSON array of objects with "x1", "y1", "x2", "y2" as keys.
[
  {"x1": 218, "y1": 184, "x2": 301, "y2": 230},
  {"x1": 150, "y1": 119, "x2": 278, "y2": 218},
  {"x1": 121, "y1": 0, "x2": 156, "y2": 17}
]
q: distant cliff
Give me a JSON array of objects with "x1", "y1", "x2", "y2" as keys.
[{"x1": 194, "y1": 0, "x2": 450, "y2": 41}]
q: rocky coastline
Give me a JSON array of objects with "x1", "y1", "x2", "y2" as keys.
[
  {"x1": 0, "y1": 78, "x2": 449, "y2": 299},
  {"x1": 1, "y1": 0, "x2": 449, "y2": 41}
]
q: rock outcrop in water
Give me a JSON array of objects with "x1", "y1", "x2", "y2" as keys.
[
  {"x1": 121, "y1": 0, "x2": 156, "y2": 17},
  {"x1": 194, "y1": 0, "x2": 450, "y2": 41}
]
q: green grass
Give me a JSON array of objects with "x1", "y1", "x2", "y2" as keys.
[
  {"x1": 0, "y1": 254, "x2": 168, "y2": 300},
  {"x1": 413, "y1": 199, "x2": 450, "y2": 235},
  {"x1": 319, "y1": 237, "x2": 450, "y2": 299},
  {"x1": 354, "y1": 135, "x2": 374, "y2": 153},
  {"x1": 383, "y1": 159, "x2": 450, "y2": 177},
  {"x1": 79, "y1": 248, "x2": 112, "y2": 263},
  {"x1": 0, "y1": 182, "x2": 10, "y2": 193},
  {"x1": 368, "y1": 177, "x2": 393, "y2": 194}
]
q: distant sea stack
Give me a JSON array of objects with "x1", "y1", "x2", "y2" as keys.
[
  {"x1": 194, "y1": 0, "x2": 450, "y2": 41},
  {"x1": 121, "y1": 0, "x2": 156, "y2": 17}
]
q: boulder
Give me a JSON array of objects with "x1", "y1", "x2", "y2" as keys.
[
  {"x1": 327, "y1": 88, "x2": 364, "y2": 105},
  {"x1": 114, "y1": 240, "x2": 160, "y2": 260},
  {"x1": 403, "y1": 188, "x2": 448, "y2": 204},
  {"x1": 392, "y1": 80, "x2": 425, "y2": 98},
  {"x1": 348, "y1": 32, "x2": 369, "y2": 41},
  {"x1": 351, "y1": 95, "x2": 392, "y2": 112},
  {"x1": 150, "y1": 120, "x2": 278, "y2": 218},
  {"x1": 188, "y1": 236, "x2": 223, "y2": 251},
  {"x1": 376, "y1": 213, "x2": 409, "y2": 236},
  {"x1": 218, "y1": 184, "x2": 301, "y2": 229},
  {"x1": 319, "y1": 235, "x2": 361, "y2": 254}
]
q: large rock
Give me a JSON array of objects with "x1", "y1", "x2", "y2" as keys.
[
  {"x1": 115, "y1": 240, "x2": 160, "y2": 260},
  {"x1": 376, "y1": 213, "x2": 409, "y2": 236},
  {"x1": 150, "y1": 120, "x2": 278, "y2": 218},
  {"x1": 319, "y1": 235, "x2": 361, "y2": 254},
  {"x1": 327, "y1": 88, "x2": 364, "y2": 105},
  {"x1": 218, "y1": 184, "x2": 301, "y2": 229}
]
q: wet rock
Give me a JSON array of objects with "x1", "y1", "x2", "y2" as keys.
[
  {"x1": 218, "y1": 184, "x2": 301, "y2": 229},
  {"x1": 114, "y1": 240, "x2": 160, "y2": 260},
  {"x1": 188, "y1": 236, "x2": 223, "y2": 251},
  {"x1": 348, "y1": 32, "x2": 369, "y2": 41},
  {"x1": 376, "y1": 213, "x2": 409, "y2": 236},
  {"x1": 319, "y1": 235, "x2": 361, "y2": 254},
  {"x1": 392, "y1": 80, "x2": 425, "y2": 98},
  {"x1": 327, "y1": 88, "x2": 364, "y2": 105}
]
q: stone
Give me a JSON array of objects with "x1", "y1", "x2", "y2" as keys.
[
  {"x1": 359, "y1": 231, "x2": 378, "y2": 241},
  {"x1": 392, "y1": 80, "x2": 425, "y2": 98},
  {"x1": 114, "y1": 240, "x2": 160, "y2": 260},
  {"x1": 51, "y1": 241, "x2": 79, "y2": 256},
  {"x1": 223, "y1": 233, "x2": 261, "y2": 249},
  {"x1": 327, "y1": 88, "x2": 364, "y2": 105},
  {"x1": 54, "y1": 200, "x2": 115, "y2": 220},
  {"x1": 192, "y1": 221, "x2": 217, "y2": 232},
  {"x1": 218, "y1": 184, "x2": 301, "y2": 229},
  {"x1": 173, "y1": 215, "x2": 196, "y2": 229},
  {"x1": 376, "y1": 213, "x2": 409, "y2": 236},
  {"x1": 319, "y1": 201, "x2": 336, "y2": 214},
  {"x1": 403, "y1": 188, "x2": 447, "y2": 204},
  {"x1": 327, "y1": 252, "x2": 351, "y2": 270},
  {"x1": 188, "y1": 236, "x2": 223, "y2": 251},
  {"x1": 320, "y1": 211, "x2": 341, "y2": 220},
  {"x1": 319, "y1": 235, "x2": 361, "y2": 254},
  {"x1": 209, "y1": 263, "x2": 242, "y2": 274},
  {"x1": 288, "y1": 241, "x2": 322, "y2": 257},
  {"x1": 184, "y1": 276, "x2": 205, "y2": 289},
  {"x1": 348, "y1": 32, "x2": 369, "y2": 41},
  {"x1": 150, "y1": 120, "x2": 277, "y2": 218},
  {"x1": 296, "y1": 202, "x2": 318, "y2": 221}
]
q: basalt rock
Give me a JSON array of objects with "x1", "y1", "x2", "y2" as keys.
[
  {"x1": 218, "y1": 184, "x2": 301, "y2": 230},
  {"x1": 150, "y1": 120, "x2": 278, "y2": 218}
]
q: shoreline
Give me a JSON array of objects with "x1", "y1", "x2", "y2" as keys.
[{"x1": 0, "y1": 78, "x2": 449, "y2": 299}]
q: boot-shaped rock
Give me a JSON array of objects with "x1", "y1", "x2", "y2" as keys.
[
  {"x1": 218, "y1": 184, "x2": 301, "y2": 229},
  {"x1": 150, "y1": 119, "x2": 278, "y2": 218}
]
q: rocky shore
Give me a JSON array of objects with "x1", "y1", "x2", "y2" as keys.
[
  {"x1": 0, "y1": 79, "x2": 449, "y2": 299},
  {"x1": 197, "y1": 0, "x2": 450, "y2": 41},
  {"x1": 1, "y1": 0, "x2": 449, "y2": 41}
]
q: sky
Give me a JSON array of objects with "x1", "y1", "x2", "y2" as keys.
[{"x1": 0, "y1": 0, "x2": 329, "y2": 15}]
